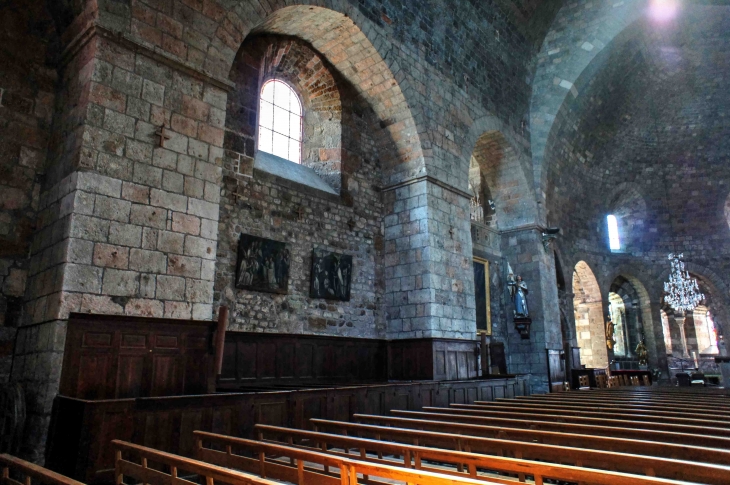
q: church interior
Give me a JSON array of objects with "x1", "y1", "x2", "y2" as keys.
[{"x1": 2, "y1": 0, "x2": 730, "y2": 484}]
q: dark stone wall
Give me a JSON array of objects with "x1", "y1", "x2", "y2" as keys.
[
  {"x1": 217, "y1": 36, "x2": 386, "y2": 337},
  {"x1": 545, "y1": 9, "x2": 730, "y2": 366},
  {"x1": 0, "y1": 1, "x2": 58, "y2": 382}
]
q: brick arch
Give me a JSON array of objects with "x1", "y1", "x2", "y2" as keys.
[
  {"x1": 227, "y1": 34, "x2": 344, "y2": 192},
  {"x1": 465, "y1": 115, "x2": 537, "y2": 231},
  {"x1": 196, "y1": 2, "x2": 426, "y2": 185},
  {"x1": 572, "y1": 260, "x2": 607, "y2": 367}
]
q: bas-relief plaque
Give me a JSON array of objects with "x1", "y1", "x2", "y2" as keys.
[
  {"x1": 310, "y1": 248, "x2": 353, "y2": 301},
  {"x1": 235, "y1": 234, "x2": 290, "y2": 294}
]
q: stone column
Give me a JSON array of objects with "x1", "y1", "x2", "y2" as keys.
[
  {"x1": 12, "y1": 25, "x2": 229, "y2": 461},
  {"x1": 675, "y1": 313, "x2": 690, "y2": 358},
  {"x1": 383, "y1": 178, "x2": 476, "y2": 340},
  {"x1": 500, "y1": 227, "x2": 561, "y2": 394},
  {"x1": 648, "y1": 302, "x2": 668, "y2": 376}
]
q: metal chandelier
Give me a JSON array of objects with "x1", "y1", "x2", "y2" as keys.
[{"x1": 664, "y1": 254, "x2": 704, "y2": 313}]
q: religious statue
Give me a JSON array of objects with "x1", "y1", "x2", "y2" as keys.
[
  {"x1": 636, "y1": 340, "x2": 648, "y2": 366},
  {"x1": 605, "y1": 316, "x2": 615, "y2": 350},
  {"x1": 507, "y1": 265, "x2": 529, "y2": 317}
]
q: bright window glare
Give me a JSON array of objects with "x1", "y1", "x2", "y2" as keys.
[
  {"x1": 258, "y1": 80, "x2": 302, "y2": 164},
  {"x1": 607, "y1": 215, "x2": 621, "y2": 251}
]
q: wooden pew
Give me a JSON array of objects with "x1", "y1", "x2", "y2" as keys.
[
  {"x1": 112, "y1": 440, "x2": 279, "y2": 485},
  {"x1": 193, "y1": 431, "x2": 502, "y2": 485},
  {"x1": 257, "y1": 423, "x2": 730, "y2": 485},
  {"x1": 0, "y1": 454, "x2": 84, "y2": 485},
  {"x1": 513, "y1": 395, "x2": 730, "y2": 414},
  {"x1": 248, "y1": 425, "x2": 707, "y2": 485},
  {"x1": 452, "y1": 403, "x2": 730, "y2": 428},
  {"x1": 420, "y1": 406, "x2": 730, "y2": 437},
  {"x1": 487, "y1": 399, "x2": 730, "y2": 421},
  {"x1": 523, "y1": 391, "x2": 730, "y2": 407},
  {"x1": 344, "y1": 415, "x2": 730, "y2": 465},
  {"x1": 387, "y1": 410, "x2": 730, "y2": 448}
]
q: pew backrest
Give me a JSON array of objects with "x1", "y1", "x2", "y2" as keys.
[
  {"x1": 251, "y1": 425, "x2": 701, "y2": 485},
  {"x1": 193, "y1": 430, "x2": 494, "y2": 485},
  {"x1": 112, "y1": 440, "x2": 280, "y2": 485},
  {"x1": 1, "y1": 454, "x2": 84, "y2": 485}
]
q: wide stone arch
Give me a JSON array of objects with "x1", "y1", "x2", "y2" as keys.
[
  {"x1": 530, "y1": 0, "x2": 646, "y2": 199},
  {"x1": 572, "y1": 260, "x2": 607, "y2": 368},
  {"x1": 199, "y1": 1, "x2": 427, "y2": 186},
  {"x1": 463, "y1": 115, "x2": 537, "y2": 231}
]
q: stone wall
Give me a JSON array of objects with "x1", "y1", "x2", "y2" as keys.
[
  {"x1": 545, "y1": 8, "x2": 730, "y2": 375},
  {"x1": 217, "y1": 35, "x2": 385, "y2": 336},
  {"x1": 0, "y1": 2, "x2": 58, "y2": 382},
  {"x1": 0, "y1": 0, "x2": 600, "y2": 459}
]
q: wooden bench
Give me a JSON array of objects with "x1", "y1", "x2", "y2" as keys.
[
  {"x1": 517, "y1": 390, "x2": 730, "y2": 409},
  {"x1": 112, "y1": 440, "x2": 280, "y2": 485},
  {"x1": 193, "y1": 430, "x2": 501, "y2": 485},
  {"x1": 342, "y1": 415, "x2": 730, "y2": 465},
  {"x1": 387, "y1": 410, "x2": 730, "y2": 448},
  {"x1": 489, "y1": 399, "x2": 730, "y2": 421},
  {"x1": 1, "y1": 454, "x2": 85, "y2": 485},
  {"x1": 420, "y1": 406, "x2": 730, "y2": 437},
  {"x1": 515, "y1": 394, "x2": 730, "y2": 413},
  {"x1": 452, "y1": 403, "x2": 730, "y2": 429},
  {"x1": 245, "y1": 425, "x2": 706, "y2": 485},
  {"x1": 258, "y1": 423, "x2": 730, "y2": 484}
]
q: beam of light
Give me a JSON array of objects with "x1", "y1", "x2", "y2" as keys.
[{"x1": 649, "y1": 0, "x2": 678, "y2": 22}]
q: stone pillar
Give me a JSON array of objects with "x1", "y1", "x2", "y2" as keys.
[
  {"x1": 647, "y1": 302, "x2": 668, "y2": 375},
  {"x1": 383, "y1": 179, "x2": 476, "y2": 340},
  {"x1": 12, "y1": 26, "x2": 228, "y2": 461},
  {"x1": 675, "y1": 314, "x2": 690, "y2": 358},
  {"x1": 500, "y1": 227, "x2": 561, "y2": 394}
]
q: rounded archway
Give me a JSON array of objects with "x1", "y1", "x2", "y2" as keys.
[{"x1": 572, "y1": 261, "x2": 607, "y2": 368}]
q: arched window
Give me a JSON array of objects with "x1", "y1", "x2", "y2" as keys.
[
  {"x1": 258, "y1": 80, "x2": 302, "y2": 164},
  {"x1": 607, "y1": 214, "x2": 621, "y2": 251}
]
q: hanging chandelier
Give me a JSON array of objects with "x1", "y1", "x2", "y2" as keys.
[{"x1": 664, "y1": 253, "x2": 704, "y2": 313}]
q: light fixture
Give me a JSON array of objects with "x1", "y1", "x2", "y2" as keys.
[
  {"x1": 664, "y1": 253, "x2": 704, "y2": 313},
  {"x1": 649, "y1": 0, "x2": 678, "y2": 22}
]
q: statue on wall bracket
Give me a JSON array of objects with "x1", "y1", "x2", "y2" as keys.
[{"x1": 508, "y1": 263, "x2": 531, "y2": 339}]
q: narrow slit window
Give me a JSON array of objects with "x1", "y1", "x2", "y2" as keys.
[
  {"x1": 607, "y1": 214, "x2": 620, "y2": 251},
  {"x1": 258, "y1": 80, "x2": 302, "y2": 164}
]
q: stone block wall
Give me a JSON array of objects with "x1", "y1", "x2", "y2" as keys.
[{"x1": 0, "y1": 2, "x2": 58, "y2": 382}]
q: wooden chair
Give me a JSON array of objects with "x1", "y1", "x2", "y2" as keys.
[
  {"x1": 607, "y1": 375, "x2": 619, "y2": 388},
  {"x1": 596, "y1": 374, "x2": 608, "y2": 389},
  {"x1": 676, "y1": 373, "x2": 691, "y2": 387},
  {"x1": 691, "y1": 373, "x2": 706, "y2": 387},
  {"x1": 620, "y1": 375, "x2": 630, "y2": 386},
  {"x1": 630, "y1": 376, "x2": 640, "y2": 386},
  {"x1": 562, "y1": 381, "x2": 571, "y2": 392},
  {"x1": 642, "y1": 375, "x2": 651, "y2": 386},
  {"x1": 578, "y1": 375, "x2": 591, "y2": 390}
]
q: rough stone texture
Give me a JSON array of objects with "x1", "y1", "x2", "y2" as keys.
[
  {"x1": 218, "y1": 35, "x2": 385, "y2": 337},
  {"x1": 546, "y1": 7, "x2": 730, "y2": 376},
  {"x1": 0, "y1": 1, "x2": 58, "y2": 383},
  {"x1": 8, "y1": 0, "x2": 730, "y2": 462}
]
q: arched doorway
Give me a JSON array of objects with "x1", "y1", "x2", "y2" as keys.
[{"x1": 572, "y1": 261, "x2": 607, "y2": 368}]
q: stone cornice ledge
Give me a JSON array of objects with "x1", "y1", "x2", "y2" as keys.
[
  {"x1": 380, "y1": 175, "x2": 472, "y2": 200},
  {"x1": 498, "y1": 223, "x2": 545, "y2": 236},
  {"x1": 61, "y1": 23, "x2": 236, "y2": 92}
]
